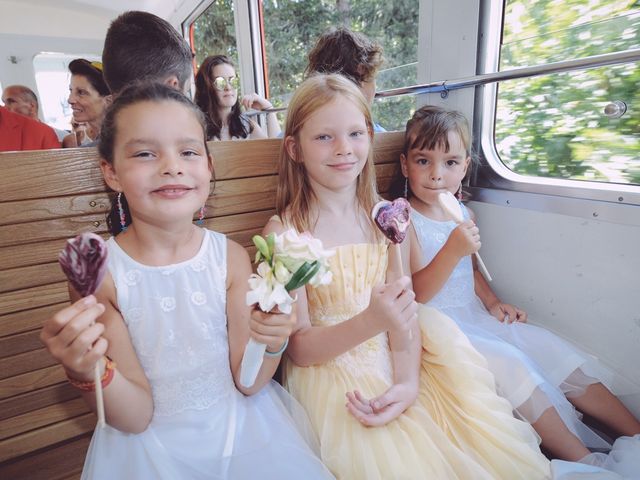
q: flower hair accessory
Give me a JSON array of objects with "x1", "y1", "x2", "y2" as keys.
[{"x1": 240, "y1": 229, "x2": 334, "y2": 387}]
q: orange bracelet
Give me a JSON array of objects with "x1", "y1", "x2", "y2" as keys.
[{"x1": 67, "y1": 357, "x2": 116, "y2": 392}]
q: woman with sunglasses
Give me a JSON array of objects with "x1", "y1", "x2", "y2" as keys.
[{"x1": 195, "y1": 55, "x2": 281, "y2": 141}]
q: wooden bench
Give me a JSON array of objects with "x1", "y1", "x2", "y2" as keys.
[{"x1": 0, "y1": 131, "x2": 404, "y2": 479}]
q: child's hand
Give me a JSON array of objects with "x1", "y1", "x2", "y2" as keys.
[
  {"x1": 368, "y1": 276, "x2": 418, "y2": 335},
  {"x1": 249, "y1": 307, "x2": 296, "y2": 353},
  {"x1": 446, "y1": 220, "x2": 480, "y2": 258},
  {"x1": 40, "y1": 295, "x2": 107, "y2": 381},
  {"x1": 489, "y1": 302, "x2": 528, "y2": 323},
  {"x1": 345, "y1": 383, "x2": 418, "y2": 427},
  {"x1": 241, "y1": 93, "x2": 273, "y2": 112}
]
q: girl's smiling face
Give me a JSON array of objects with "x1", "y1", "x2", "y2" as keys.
[
  {"x1": 401, "y1": 130, "x2": 470, "y2": 208},
  {"x1": 288, "y1": 98, "x2": 370, "y2": 193},
  {"x1": 101, "y1": 100, "x2": 212, "y2": 227}
]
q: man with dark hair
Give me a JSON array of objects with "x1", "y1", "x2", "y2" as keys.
[{"x1": 102, "y1": 11, "x2": 193, "y2": 94}]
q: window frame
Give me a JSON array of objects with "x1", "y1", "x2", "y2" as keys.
[{"x1": 474, "y1": 0, "x2": 640, "y2": 208}]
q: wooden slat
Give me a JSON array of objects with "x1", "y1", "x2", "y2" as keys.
[
  {"x1": 0, "y1": 365, "x2": 66, "y2": 400},
  {"x1": 0, "y1": 193, "x2": 110, "y2": 227},
  {"x1": 0, "y1": 348, "x2": 56, "y2": 380},
  {"x1": 0, "y1": 214, "x2": 105, "y2": 248},
  {"x1": 0, "y1": 282, "x2": 68, "y2": 317},
  {"x1": 0, "y1": 262, "x2": 65, "y2": 294},
  {"x1": 0, "y1": 239, "x2": 70, "y2": 272},
  {"x1": 0, "y1": 433, "x2": 90, "y2": 480},
  {"x1": 0, "y1": 383, "x2": 79, "y2": 421},
  {"x1": 0, "y1": 413, "x2": 95, "y2": 463},
  {"x1": 1, "y1": 398, "x2": 89, "y2": 441},
  {"x1": 0, "y1": 329, "x2": 42, "y2": 358},
  {"x1": 0, "y1": 302, "x2": 67, "y2": 338},
  {"x1": 0, "y1": 149, "x2": 105, "y2": 202}
]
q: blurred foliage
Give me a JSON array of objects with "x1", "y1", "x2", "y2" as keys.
[
  {"x1": 498, "y1": 0, "x2": 640, "y2": 184},
  {"x1": 192, "y1": 0, "x2": 238, "y2": 67}
]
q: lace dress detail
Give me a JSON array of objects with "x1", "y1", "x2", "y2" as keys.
[
  {"x1": 411, "y1": 207, "x2": 475, "y2": 309},
  {"x1": 81, "y1": 230, "x2": 333, "y2": 480},
  {"x1": 108, "y1": 231, "x2": 233, "y2": 417}
]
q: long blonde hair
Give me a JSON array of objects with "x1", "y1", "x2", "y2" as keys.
[{"x1": 276, "y1": 74, "x2": 379, "y2": 234}]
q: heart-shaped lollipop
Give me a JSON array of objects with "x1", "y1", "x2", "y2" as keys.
[
  {"x1": 58, "y1": 232, "x2": 108, "y2": 297},
  {"x1": 371, "y1": 198, "x2": 411, "y2": 244}
]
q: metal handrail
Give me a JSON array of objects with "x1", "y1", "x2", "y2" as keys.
[
  {"x1": 248, "y1": 48, "x2": 640, "y2": 115},
  {"x1": 376, "y1": 48, "x2": 640, "y2": 98}
]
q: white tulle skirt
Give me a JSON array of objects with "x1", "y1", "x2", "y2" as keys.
[
  {"x1": 551, "y1": 434, "x2": 640, "y2": 479},
  {"x1": 80, "y1": 381, "x2": 334, "y2": 480},
  {"x1": 439, "y1": 296, "x2": 639, "y2": 450}
]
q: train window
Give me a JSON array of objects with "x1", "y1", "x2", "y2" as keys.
[
  {"x1": 260, "y1": 0, "x2": 419, "y2": 131},
  {"x1": 191, "y1": 0, "x2": 238, "y2": 68},
  {"x1": 33, "y1": 52, "x2": 101, "y2": 132},
  {"x1": 494, "y1": 0, "x2": 639, "y2": 186}
]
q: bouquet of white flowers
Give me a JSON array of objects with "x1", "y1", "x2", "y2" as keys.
[{"x1": 240, "y1": 229, "x2": 334, "y2": 388}]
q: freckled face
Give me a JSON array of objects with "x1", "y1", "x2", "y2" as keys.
[{"x1": 291, "y1": 98, "x2": 371, "y2": 192}]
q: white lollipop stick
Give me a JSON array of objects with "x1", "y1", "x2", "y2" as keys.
[
  {"x1": 94, "y1": 363, "x2": 105, "y2": 427},
  {"x1": 438, "y1": 192, "x2": 492, "y2": 282}
]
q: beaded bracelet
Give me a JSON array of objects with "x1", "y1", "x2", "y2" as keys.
[
  {"x1": 66, "y1": 357, "x2": 116, "y2": 392},
  {"x1": 264, "y1": 338, "x2": 289, "y2": 357}
]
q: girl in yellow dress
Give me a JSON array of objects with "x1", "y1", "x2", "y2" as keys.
[{"x1": 262, "y1": 73, "x2": 551, "y2": 479}]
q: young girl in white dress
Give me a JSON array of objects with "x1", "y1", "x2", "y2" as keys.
[
  {"x1": 40, "y1": 82, "x2": 333, "y2": 480},
  {"x1": 393, "y1": 105, "x2": 640, "y2": 473}
]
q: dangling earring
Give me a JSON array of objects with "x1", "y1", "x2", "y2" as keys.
[
  {"x1": 117, "y1": 192, "x2": 127, "y2": 232},
  {"x1": 404, "y1": 177, "x2": 408, "y2": 198},
  {"x1": 196, "y1": 205, "x2": 206, "y2": 226},
  {"x1": 456, "y1": 182, "x2": 463, "y2": 201}
]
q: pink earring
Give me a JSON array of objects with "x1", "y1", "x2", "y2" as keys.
[
  {"x1": 456, "y1": 183, "x2": 463, "y2": 201},
  {"x1": 117, "y1": 192, "x2": 127, "y2": 232},
  {"x1": 196, "y1": 205, "x2": 206, "y2": 226}
]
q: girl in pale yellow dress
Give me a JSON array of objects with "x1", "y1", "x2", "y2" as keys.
[{"x1": 262, "y1": 73, "x2": 551, "y2": 479}]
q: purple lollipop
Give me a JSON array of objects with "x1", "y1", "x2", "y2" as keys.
[
  {"x1": 58, "y1": 232, "x2": 108, "y2": 296},
  {"x1": 58, "y1": 232, "x2": 109, "y2": 427},
  {"x1": 371, "y1": 197, "x2": 411, "y2": 244}
]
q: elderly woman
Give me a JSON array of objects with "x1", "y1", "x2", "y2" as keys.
[
  {"x1": 194, "y1": 55, "x2": 280, "y2": 141},
  {"x1": 62, "y1": 59, "x2": 110, "y2": 147}
]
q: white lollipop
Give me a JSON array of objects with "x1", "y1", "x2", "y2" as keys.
[{"x1": 438, "y1": 191, "x2": 492, "y2": 282}]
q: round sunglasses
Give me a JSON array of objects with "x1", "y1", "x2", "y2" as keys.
[{"x1": 213, "y1": 75, "x2": 240, "y2": 91}]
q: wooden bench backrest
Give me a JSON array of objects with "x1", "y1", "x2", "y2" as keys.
[{"x1": 0, "y1": 131, "x2": 404, "y2": 479}]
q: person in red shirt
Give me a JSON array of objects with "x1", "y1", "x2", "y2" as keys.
[{"x1": 0, "y1": 105, "x2": 61, "y2": 152}]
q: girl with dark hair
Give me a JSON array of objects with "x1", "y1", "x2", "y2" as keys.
[
  {"x1": 62, "y1": 59, "x2": 111, "y2": 147},
  {"x1": 40, "y1": 82, "x2": 333, "y2": 479},
  {"x1": 195, "y1": 55, "x2": 281, "y2": 141}
]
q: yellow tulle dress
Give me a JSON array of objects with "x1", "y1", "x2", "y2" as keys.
[{"x1": 283, "y1": 243, "x2": 551, "y2": 480}]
